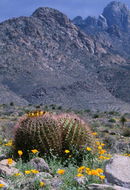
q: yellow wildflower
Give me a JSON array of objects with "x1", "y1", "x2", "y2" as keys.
[
  {"x1": 57, "y1": 169, "x2": 65, "y2": 175},
  {"x1": 76, "y1": 173, "x2": 84, "y2": 177},
  {"x1": 0, "y1": 184, "x2": 5, "y2": 188},
  {"x1": 92, "y1": 132, "x2": 97, "y2": 136},
  {"x1": 31, "y1": 149, "x2": 39, "y2": 154},
  {"x1": 40, "y1": 181, "x2": 45, "y2": 187},
  {"x1": 4, "y1": 140, "x2": 13, "y2": 146},
  {"x1": 64, "y1": 150, "x2": 70, "y2": 154},
  {"x1": 96, "y1": 141, "x2": 100, "y2": 146},
  {"x1": 91, "y1": 169, "x2": 99, "y2": 176},
  {"x1": 98, "y1": 146, "x2": 102, "y2": 150},
  {"x1": 18, "y1": 150, "x2": 23, "y2": 156},
  {"x1": 7, "y1": 158, "x2": 13, "y2": 165},
  {"x1": 96, "y1": 168, "x2": 103, "y2": 173},
  {"x1": 25, "y1": 170, "x2": 31, "y2": 174},
  {"x1": 98, "y1": 149, "x2": 107, "y2": 154},
  {"x1": 14, "y1": 173, "x2": 22, "y2": 176},
  {"x1": 101, "y1": 143, "x2": 105, "y2": 147},
  {"x1": 99, "y1": 175, "x2": 105, "y2": 180},
  {"x1": 77, "y1": 166, "x2": 85, "y2": 173},
  {"x1": 86, "y1": 147, "x2": 92, "y2": 151},
  {"x1": 31, "y1": 169, "x2": 39, "y2": 174}
]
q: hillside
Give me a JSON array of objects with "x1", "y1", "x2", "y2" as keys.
[{"x1": 0, "y1": 3, "x2": 130, "y2": 112}]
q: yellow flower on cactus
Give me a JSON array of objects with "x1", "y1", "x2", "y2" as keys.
[
  {"x1": 40, "y1": 181, "x2": 45, "y2": 187},
  {"x1": 86, "y1": 147, "x2": 92, "y2": 151},
  {"x1": 31, "y1": 149, "x2": 39, "y2": 154},
  {"x1": 7, "y1": 158, "x2": 13, "y2": 165},
  {"x1": 25, "y1": 170, "x2": 31, "y2": 174},
  {"x1": 18, "y1": 150, "x2": 23, "y2": 156},
  {"x1": 92, "y1": 132, "x2": 97, "y2": 136},
  {"x1": 31, "y1": 169, "x2": 39, "y2": 174},
  {"x1": 0, "y1": 184, "x2": 5, "y2": 188},
  {"x1": 57, "y1": 169, "x2": 65, "y2": 175},
  {"x1": 99, "y1": 175, "x2": 105, "y2": 180},
  {"x1": 64, "y1": 149, "x2": 70, "y2": 154},
  {"x1": 76, "y1": 173, "x2": 84, "y2": 177}
]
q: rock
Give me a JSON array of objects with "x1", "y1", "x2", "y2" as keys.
[
  {"x1": 72, "y1": 16, "x2": 84, "y2": 26},
  {"x1": 105, "y1": 155, "x2": 130, "y2": 189},
  {"x1": 97, "y1": 15, "x2": 108, "y2": 29},
  {"x1": 0, "y1": 154, "x2": 8, "y2": 161},
  {"x1": 0, "y1": 159, "x2": 16, "y2": 167},
  {"x1": 28, "y1": 157, "x2": 51, "y2": 173},
  {"x1": 88, "y1": 183, "x2": 129, "y2": 190},
  {"x1": 0, "y1": 160, "x2": 19, "y2": 177},
  {"x1": 102, "y1": 1, "x2": 130, "y2": 31},
  {"x1": 0, "y1": 178, "x2": 9, "y2": 190},
  {"x1": 51, "y1": 176, "x2": 62, "y2": 189}
]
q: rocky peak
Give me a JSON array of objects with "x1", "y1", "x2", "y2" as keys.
[
  {"x1": 32, "y1": 7, "x2": 71, "y2": 27},
  {"x1": 97, "y1": 15, "x2": 108, "y2": 29},
  {"x1": 72, "y1": 16, "x2": 83, "y2": 26},
  {"x1": 102, "y1": 1, "x2": 130, "y2": 31}
]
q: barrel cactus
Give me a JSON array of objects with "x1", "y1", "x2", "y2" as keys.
[
  {"x1": 14, "y1": 111, "x2": 62, "y2": 155},
  {"x1": 13, "y1": 111, "x2": 96, "y2": 157},
  {"x1": 57, "y1": 113, "x2": 96, "y2": 152}
]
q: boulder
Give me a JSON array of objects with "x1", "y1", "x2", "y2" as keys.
[
  {"x1": 105, "y1": 155, "x2": 130, "y2": 189},
  {"x1": 88, "y1": 183, "x2": 129, "y2": 190},
  {"x1": 28, "y1": 157, "x2": 51, "y2": 173}
]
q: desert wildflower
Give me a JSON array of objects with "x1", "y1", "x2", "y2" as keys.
[
  {"x1": 86, "y1": 147, "x2": 92, "y2": 151},
  {"x1": 91, "y1": 169, "x2": 99, "y2": 176},
  {"x1": 31, "y1": 149, "x2": 39, "y2": 154},
  {"x1": 77, "y1": 166, "x2": 86, "y2": 173},
  {"x1": 92, "y1": 132, "x2": 97, "y2": 136},
  {"x1": 18, "y1": 150, "x2": 23, "y2": 156},
  {"x1": 0, "y1": 184, "x2": 5, "y2": 188},
  {"x1": 64, "y1": 150, "x2": 70, "y2": 154},
  {"x1": 98, "y1": 146, "x2": 102, "y2": 150},
  {"x1": 4, "y1": 140, "x2": 13, "y2": 146},
  {"x1": 31, "y1": 169, "x2": 39, "y2": 174},
  {"x1": 57, "y1": 169, "x2": 65, "y2": 175},
  {"x1": 99, "y1": 175, "x2": 105, "y2": 180},
  {"x1": 14, "y1": 173, "x2": 22, "y2": 176},
  {"x1": 96, "y1": 141, "x2": 100, "y2": 146},
  {"x1": 7, "y1": 158, "x2": 13, "y2": 165},
  {"x1": 101, "y1": 143, "x2": 105, "y2": 146},
  {"x1": 96, "y1": 168, "x2": 103, "y2": 174},
  {"x1": 98, "y1": 149, "x2": 107, "y2": 154},
  {"x1": 76, "y1": 173, "x2": 84, "y2": 177},
  {"x1": 25, "y1": 170, "x2": 31, "y2": 174},
  {"x1": 40, "y1": 181, "x2": 45, "y2": 187}
]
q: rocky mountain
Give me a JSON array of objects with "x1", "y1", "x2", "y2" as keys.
[
  {"x1": 0, "y1": 2, "x2": 130, "y2": 112},
  {"x1": 73, "y1": 1, "x2": 130, "y2": 107}
]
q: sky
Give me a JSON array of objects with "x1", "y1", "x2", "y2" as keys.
[{"x1": 0, "y1": 0, "x2": 130, "y2": 22}]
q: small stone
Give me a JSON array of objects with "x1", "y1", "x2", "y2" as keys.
[
  {"x1": 0, "y1": 178, "x2": 9, "y2": 190},
  {"x1": 0, "y1": 161, "x2": 19, "y2": 177},
  {"x1": 88, "y1": 183, "x2": 129, "y2": 190},
  {"x1": 28, "y1": 157, "x2": 51, "y2": 173}
]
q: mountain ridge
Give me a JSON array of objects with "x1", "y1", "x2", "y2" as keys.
[{"x1": 0, "y1": 2, "x2": 130, "y2": 112}]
